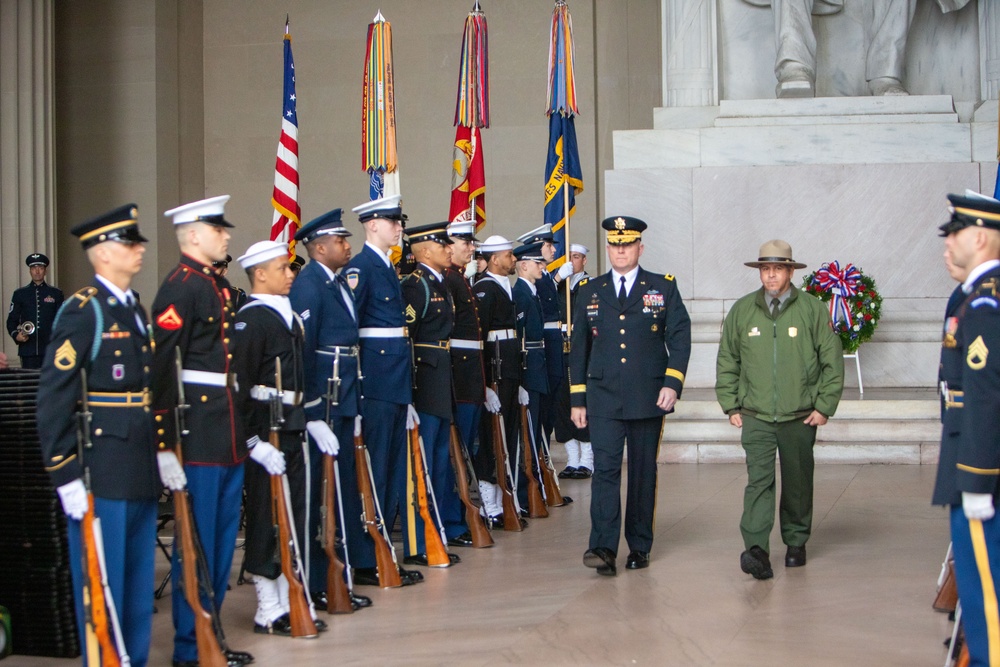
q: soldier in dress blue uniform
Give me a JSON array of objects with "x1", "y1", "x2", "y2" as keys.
[
  {"x1": 570, "y1": 216, "x2": 691, "y2": 576},
  {"x1": 289, "y1": 208, "x2": 373, "y2": 609},
  {"x1": 8, "y1": 252, "x2": 64, "y2": 369},
  {"x1": 400, "y1": 221, "x2": 469, "y2": 563},
  {"x1": 150, "y1": 195, "x2": 253, "y2": 667},
  {"x1": 555, "y1": 244, "x2": 593, "y2": 478},
  {"x1": 932, "y1": 192, "x2": 1000, "y2": 666},
  {"x1": 344, "y1": 194, "x2": 423, "y2": 587},
  {"x1": 37, "y1": 204, "x2": 159, "y2": 666}
]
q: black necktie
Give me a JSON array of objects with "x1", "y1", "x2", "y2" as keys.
[
  {"x1": 618, "y1": 276, "x2": 627, "y2": 305},
  {"x1": 771, "y1": 297, "x2": 780, "y2": 318}
]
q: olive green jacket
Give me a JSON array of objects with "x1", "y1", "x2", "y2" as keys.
[{"x1": 715, "y1": 286, "x2": 844, "y2": 423}]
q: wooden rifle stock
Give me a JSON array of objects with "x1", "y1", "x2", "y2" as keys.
[
  {"x1": 933, "y1": 559, "x2": 958, "y2": 613},
  {"x1": 321, "y1": 454, "x2": 354, "y2": 614},
  {"x1": 447, "y1": 424, "x2": 493, "y2": 548},
  {"x1": 534, "y1": 431, "x2": 569, "y2": 507},
  {"x1": 519, "y1": 405, "x2": 549, "y2": 519},
  {"x1": 80, "y1": 495, "x2": 121, "y2": 667},
  {"x1": 491, "y1": 409, "x2": 523, "y2": 531},
  {"x1": 408, "y1": 428, "x2": 451, "y2": 567},
  {"x1": 269, "y1": 471, "x2": 318, "y2": 638},
  {"x1": 353, "y1": 434, "x2": 403, "y2": 588}
]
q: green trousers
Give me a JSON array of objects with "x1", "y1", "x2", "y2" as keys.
[{"x1": 740, "y1": 416, "x2": 817, "y2": 553}]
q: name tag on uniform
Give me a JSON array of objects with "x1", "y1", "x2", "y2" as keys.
[
  {"x1": 788, "y1": 327, "x2": 798, "y2": 338},
  {"x1": 748, "y1": 327, "x2": 760, "y2": 337},
  {"x1": 102, "y1": 331, "x2": 131, "y2": 339}
]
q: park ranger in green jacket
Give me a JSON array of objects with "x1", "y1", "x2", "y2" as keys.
[{"x1": 716, "y1": 239, "x2": 844, "y2": 581}]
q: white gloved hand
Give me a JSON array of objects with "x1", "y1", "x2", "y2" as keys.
[
  {"x1": 484, "y1": 387, "x2": 502, "y2": 414},
  {"x1": 406, "y1": 404, "x2": 421, "y2": 430},
  {"x1": 354, "y1": 415, "x2": 363, "y2": 437},
  {"x1": 963, "y1": 492, "x2": 996, "y2": 521},
  {"x1": 464, "y1": 260, "x2": 477, "y2": 280},
  {"x1": 518, "y1": 386, "x2": 530, "y2": 406},
  {"x1": 157, "y1": 451, "x2": 187, "y2": 491},
  {"x1": 57, "y1": 479, "x2": 88, "y2": 520},
  {"x1": 556, "y1": 263, "x2": 574, "y2": 280},
  {"x1": 307, "y1": 420, "x2": 340, "y2": 456},
  {"x1": 249, "y1": 439, "x2": 286, "y2": 475}
]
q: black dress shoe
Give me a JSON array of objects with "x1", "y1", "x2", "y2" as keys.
[
  {"x1": 398, "y1": 566, "x2": 424, "y2": 585},
  {"x1": 350, "y1": 592, "x2": 373, "y2": 609},
  {"x1": 311, "y1": 590, "x2": 328, "y2": 611},
  {"x1": 225, "y1": 649, "x2": 254, "y2": 665},
  {"x1": 313, "y1": 618, "x2": 328, "y2": 633},
  {"x1": 785, "y1": 545, "x2": 807, "y2": 568},
  {"x1": 583, "y1": 547, "x2": 617, "y2": 576},
  {"x1": 352, "y1": 567, "x2": 380, "y2": 586},
  {"x1": 625, "y1": 551, "x2": 650, "y2": 570},
  {"x1": 558, "y1": 466, "x2": 578, "y2": 479},
  {"x1": 173, "y1": 661, "x2": 198, "y2": 667},
  {"x1": 447, "y1": 531, "x2": 474, "y2": 547},
  {"x1": 253, "y1": 613, "x2": 292, "y2": 636},
  {"x1": 572, "y1": 467, "x2": 593, "y2": 479},
  {"x1": 402, "y1": 553, "x2": 460, "y2": 566},
  {"x1": 740, "y1": 546, "x2": 774, "y2": 580},
  {"x1": 486, "y1": 515, "x2": 504, "y2": 529}
]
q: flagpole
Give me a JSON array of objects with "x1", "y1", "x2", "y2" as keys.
[{"x1": 563, "y1": 179, "x2": 571, "y2": 352}]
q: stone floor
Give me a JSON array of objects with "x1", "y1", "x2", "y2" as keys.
[{"x1": 16, "y1": 463, "x2": 954, "y2": 666}]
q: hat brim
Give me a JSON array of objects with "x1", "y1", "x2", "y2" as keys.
[{"x1": 744, "y1": 260, "x2": 806, "y2": 269}]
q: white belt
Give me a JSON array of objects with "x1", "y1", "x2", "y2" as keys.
[
  {"x1": 544, "y1": 322, "x2": 562, "y2": 330},
  {"x1": 359, "y1": 327, "x2": 407, "y2": 338},
  {"x1": 181, "y1": 369, "x2": 235, "y2": 388},
  {"x1": 318, "y1": 345, "x2": 360, "y2": 357},
  {"x1": 523, "y1": 340, "x2": 545, "y2": 350},
  {"x1": 250, "y1": 385, "x2": 302, "y2": 406},
  {"x1": 450, "y1": 338, "x2": 483, "y2": 350},
  {"x1": 486, "y1": 329, "x2": 516, "y2": 342}
]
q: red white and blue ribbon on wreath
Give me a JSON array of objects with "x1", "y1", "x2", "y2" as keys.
[{"x1": 812, "y1": 261, "x2": 860, "y2": 328}]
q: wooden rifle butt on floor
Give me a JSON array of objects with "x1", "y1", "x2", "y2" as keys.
[
  {"x1": 518, "y1": 405, "x2": 548, "y2": 519},
  {"x1": 269, "y1": 472, "x2": 318, "y2": 638},
  {"x1": 321, "y1": 454, "x2": 354, "y2": 614},
  {"x1": 80, "y1": 495, "x2": 121, "y2": 667},
  {"x1": 538, "y1": 444, "x2": 569, "y2": 507},
  {"x1": 353, "y1": 434, "x2": 403, "y2": 588},
  {"x1": 491, "y1": 409, "x2": 523, "y2": 532},
  {"x1": 447, "y1": 424, "x2": 494, "y2": 548},
  {"x1": 933, "y1": 559, "x2": 958, "y2": 613},
  {"x1": 408, "y1": 428, "x2": 451, "y2": 567}
]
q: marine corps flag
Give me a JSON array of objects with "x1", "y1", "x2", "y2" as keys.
[
  {"x1": 449, "y1": 126, "x2": 486, "y2": 228},
  {"x1": 449, "y1": 2, "x2": 489, "y2": 231}
]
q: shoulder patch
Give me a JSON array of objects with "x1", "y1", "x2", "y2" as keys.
[
  {"x1": 971, "y1": 296, "x2": 999, "y2": 310},
  {"x1": 72, "y1": 286, "x2": 98, "y2": 308},
  {"x1": 54, "y1": 339, "x2": 77, "y2": 371},
  {"x1": 346, "y1": 271, "x2": 360, "y2": 291},
  {"x1": 155, "y1": 305, "x2": 184, "y2": 330},
  {"x1": 578, "y1": 278, "x2": 589, "y2": 287},
  {"x1": 664, "y1": 274, "x2": 675, "y2": 281},
  {"x1": 405, "y1": 303, "x2": 417, "y2": 323}
]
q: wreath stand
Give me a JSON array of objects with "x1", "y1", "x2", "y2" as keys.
[{"x1": 843, "y1": 348, "x2": 864, "y2": 395}]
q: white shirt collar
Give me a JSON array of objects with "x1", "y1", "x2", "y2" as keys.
[
  {"x1": 420, "y1": 263, "x2": 443, "y2": 282},
  {"x1": 486, "y1": 271, "x2": 513, "y2": 299},
  {"x1": 963, "y1": 260, "x2": 1000, "y2": 294},
  {"x1": 248, "y1": 293, "x2": 294, "y2": 328},
  {"x1": 365, "y1": 241, "x2": 393, "y2": 269},
  {"x1": 610, "y1": 266, "x2": 640, "y2": 296},
  {"x1": 95, "y1": 274, "x2": 135, "y2": 305},
  {"x1": 517, "y1": 276, "x2": 537, "y2": 295},
  {"x1": 316, "y1": 261, "x2": 337, "y2": 281}
]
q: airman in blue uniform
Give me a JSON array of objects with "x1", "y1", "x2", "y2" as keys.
[{"x1": 8, "y1": 252, "x2": 63, "y2": 369}]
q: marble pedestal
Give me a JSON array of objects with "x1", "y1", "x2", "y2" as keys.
[{"x1": 605, "y1": 95, "x2": 999, "y2": 389}]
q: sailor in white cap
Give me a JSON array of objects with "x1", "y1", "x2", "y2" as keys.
[
  {"x1": 232, "y1": 240, "x2": 328, "y2": 637},
  {"x1": 555, "y1": 242, "x2": 593, "y2": 478},
  {"x1": 150, "y1": 195, "x2": 254, "y2": 666}
]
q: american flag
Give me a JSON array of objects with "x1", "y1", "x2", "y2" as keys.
[{"x1": 270, "y1": 20, "x2": 300, "y2": 254}]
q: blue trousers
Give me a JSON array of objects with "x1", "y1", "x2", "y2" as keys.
[
  {"x1": 410, "y1": 413, "x2": 467, "y2": 553},
  {"x1": 171, "y1": 463, "x2": 244, "y2": 663},
  {"x1": 454, "y1": 402, "x2": 482, "y2": 458},
  {"x1": 951, "y1": 505, "x2": 1000, "y2": 667},
  {"x1": 67, "y1": 497, "x2": 157, "y2": 667},
  {"x1": 360, "y1": 398, "x2": 410, "y2": 555}
]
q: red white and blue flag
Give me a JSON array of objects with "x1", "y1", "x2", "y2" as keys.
[{"x1": 270, "y1": 20, "x2": 300, "y2": 256}]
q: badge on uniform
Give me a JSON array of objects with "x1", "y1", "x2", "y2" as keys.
[
  {"x1": 54, "y1": 339, "x2": 77, "y2": 371},
  {"x1": 235, "y1": 322, "x2": 247, "y2": 331},
  {"x1": 788, "y1": 327, "x2": 798, "y2": 338},
  {"x1": 971, "y1": 296, "x2": 999, "y2": 310},
  {"x1": 405, "y1": 304, "x2": 417, "y2": 323},
  {"x1": 112, "y1": 364, "x2": 125, "y2": 381},
  {"x1": 943, "y1": 317, "x2": 958, "y2": 349},
  {"x1": 749, "y1": 327, "x2": 760, "y2": 337},
  {"x1": 44, "y1": 296, "x2": 55, "y2": 303},
  {"x1": 346, "y1": 269, "x2": 360, "y2": 291},
  {"x1": 643, "y1": 292, "x2": 664, "y2": 309},
  {"x1": 156, "y1": 305, "x2": 184, "y2": 330},
  {"x1": 968, "y1": 335, "x2": 989, "y2": 370},
  {"x1": 300, "y1": 309, "x2": 310, "y2": 320}
]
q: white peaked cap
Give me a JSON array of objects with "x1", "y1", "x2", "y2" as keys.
[
  {"x1": 351, "y1": 194, "x2": 402, "y2": 217},
  {"x1": 164, "y1": 195, "x2": 232, "y2": 226}
]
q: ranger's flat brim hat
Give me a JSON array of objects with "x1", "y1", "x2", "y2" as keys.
[
  {"x1": 25, "y1": 252, "x2": 50, "y2": 267},
  {"x1": 296, "y1": 208, "x2": 352, "y2": 243},
  {"x1": 602, "y1": 216, "x2": 647, "y2": 245},
  {"x1": 940, "y1": 191, "x2": 1000, "y2": 236},
  {"x1": 238, "y1": 240, "x2": 288, "y2": 269},
  {"x1": 407, "y1": 221, "x2": 454, "y2": 246},
  {"x1": 516, "y1": 224, "x2": 554, "y2": 244},
  {"x1": 514, "y1": 241, "x2": 545, "y2": 261},
  {"x1": 71, "y1": 204, "x2": 148, "y2": 250},
  {"x1": 165, "y1": 195, "x2": 233, "y2": 228},
  {"x1": 744, "y1": 239, "x2": 806, "y2": 269},
  {"x1": 479, "y1": 235, "x2": 513, "y2": 253},
  {"x1": 447, "y1": 219, "x2": 481, "y2": 242},
  {"x1": 352, "y1": 194, "x2": 404, "y2": 223}
]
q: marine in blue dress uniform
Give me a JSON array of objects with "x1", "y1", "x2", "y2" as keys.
[
  {"x1": 932, "y1": 192, "x2": 1000, "y2": 666},
  {"x1": 400, "y1": 221, "x2": 469, "y2": 562},
  {"x1": 570, "y1": 216, "x2": 691, "y2": 576},
  {"x1": 37, "y1": 204, "x2": 159, "y2": 666},
  {"x1": 344, "y1": 194, "x2": 422, "y2": 586},
  {"x1": 8, "y1": 253, "x2": 64, "y2": 369},
  {"x1": 289, "y1": 209, "x2": 373, "y2": 609},
  {"x1": 150, "y1": 195, "x2": 253, "y2": 667}
]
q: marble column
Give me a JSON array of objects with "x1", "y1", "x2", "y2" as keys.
[
  {"x1": 662, "y1": 0, "x2": 718, "y2": 106},
  {"x1": 982, "y1": 0, "x2": 999, "y2": 101},
  {"x1": 0, "y1": 0, "x2": 55, "y2": 361}
]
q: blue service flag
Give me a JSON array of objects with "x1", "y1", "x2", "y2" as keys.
[{"x1": 543, "y1": 113, "x2": 584, "y2": 271}]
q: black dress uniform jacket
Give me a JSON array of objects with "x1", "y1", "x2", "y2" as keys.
[
  {"x1": 443, "y1": 265, "x2": 486, "y2": 404},
  {"x1": 37, "y1": 283, "x2": 159, "y2": 499},
  {"x1": 933, "y1": 265, "x2": 1000, "y2": 506},
  {"x1": 8, "y1": 281, "x2": 64, "y2": 359},
  {"x1": 536, "y1": 271, "x2": 565, "y2": 386},
  {"x1": 151, "y1": 255, "x2": 246, "y2": 464},
  {"x1": 569, "y1": 268, "x2": 691, "y2": 419},
  {"x1": 475, "y1": 274, "x2": 521, "y2": 387},
  {"x1": 402, "y1": 265, "x2": 455, "y2": 420}
]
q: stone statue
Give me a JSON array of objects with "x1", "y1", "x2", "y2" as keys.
[{"x1": 744, "y1": 0, "x2": 973, "y2": 98}]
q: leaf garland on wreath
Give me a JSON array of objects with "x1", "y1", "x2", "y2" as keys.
[{"x1": 801, "y1": 261, "x2": 883, "y2": 353}]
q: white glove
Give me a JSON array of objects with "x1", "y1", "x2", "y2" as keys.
[
  {"x1": 484, "y1": 388, "x2": 502, "y2": 414},
  {"x1": 157, "y1": 451, "x2": 187, "y2": 491},
  {"x1": 249, "y1": 437, "x2": 286, "y2": 475},
  {"x1": 518, "y1": 386, "x2": 530, "y2": 406},
  {"x1": 354, "y1": 415, "x2": 363, "y2": 437},
  {"x1": 464, "y1": 260, "x2": 477, "y2": 280},
  {"x1": 406, "y1": 404, "x2": 421, "y2": 430},
  {"x1": 556, "y1": 263, "x2": 574, "y2": 280},
  {"x1": 57, "y1": 479, "x2": 88, "y2": 520},
  {"x1": 307, "y1": 420, "x2": 340, "y2": 456},
  {"x1": 963, "y1": 492, "x2": 996, "y2": 521}
]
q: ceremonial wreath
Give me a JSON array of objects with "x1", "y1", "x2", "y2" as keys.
[{"x1": 801, "y1": 261, "x2": 883, "y2": 353}]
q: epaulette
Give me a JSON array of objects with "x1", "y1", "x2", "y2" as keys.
[
  {"x1": 578, "y1": 277, "x2": 589, "y2": 287},
  {"x1": 979, "y1": 277, "x2": 999, "y2": 297},
  {"x1": 664, "y1": 274, "x2": 675, "y2": 281},
  {"x1": 72, "y1": 286, "x2": 98, "y2": 308}
]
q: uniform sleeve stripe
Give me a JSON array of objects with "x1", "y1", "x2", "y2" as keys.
[
  {"x1": 665, "y1": 368, "x2": 685, "y2": 383},
  {"x1": 957, "y1": 463, "x2": 1000, "y2": 475},
  {"x1": 570, "y1": 384, "x2": 587, "y2": 394},
  {"x1": 44, "y1": 453, "x2": 77, "y2": 472}
]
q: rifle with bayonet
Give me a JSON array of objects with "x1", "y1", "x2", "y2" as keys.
[
  {"x1": 354, "y1": 427, "x2": 403, "y2": 588},
  {"x1": 489, "y1": 347, "x2": 522, "y2": 531},
  {"x1": 408, "y1": 426, "x2": 451, "y2": 567},
  {"x1": 447, "y1": 424, "x2": 493, "y2": 548},
  {"x1": 519, "y1": 404, "x2": 549, "y2": 519},
  {"x1": 319, "y1": 374, "x2": 354, "y2": 614}
]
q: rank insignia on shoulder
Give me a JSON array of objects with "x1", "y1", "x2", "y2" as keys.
[
  {"x1": 300, "y1": 309, "x2": 310, "y2": 320},
  {"x1": 968, "y1": 335, "x2": 989, "y2": 370},
  {"x1": 971, "y1": 296, "x2": 999, "y2": 309},
  {"x1": 54, "y1": 339, "x2": 77, "y2": 371},
  {"x1": 578, "y1": 278, "x2": 589, "y2": 287},
  {"x1": 73, "y1": 286, "x2": 98, "y2": 307},
  {"x1": 664, "y1": 274, "x2": 675, "y2": 281},
  {"x1": 405, "y1": 304, "x2": 417, "y2": 323},
  {"x1": 156, "y1": 305, "x2": 184, "y2": 331}
]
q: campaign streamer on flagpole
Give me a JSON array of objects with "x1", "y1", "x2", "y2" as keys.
[
  {"x1": 449, "y1": 1, "x2": 489, "y2": 232},
  {"x1": 362, "y1": 11, "x2": 399, "y2": 201},
  {"x1": 270, "y1": 18, "x2": 301, "y2": 257}
]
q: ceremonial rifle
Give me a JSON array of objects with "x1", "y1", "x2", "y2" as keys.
[
  {"x1": 408, "y1": 426, "x2": 451, "y2": 567},
  {"x1": 171, "y1": 350, "x2": 227, "y2": 667},
  {"x1": 447, "y1": 424, "x2": 493, "y2": 548},
  {"x1": 353, "y1": 429, "x2": 403, "y2": 588},
  {"x1": 319, "y1": 374, "x2": 353, "y2": 614},
  {"x1": 527, "y1": 412, "x2": 570, "y2": 507},
  {"x1": 489, "y1": 349, "x2": 522, "y2": 532},
  {"x1": 518, "y1": 404, "x2": 548, "y2": 519},
  {"x1": 76, "y1": 369, "x2": 128, "y2": 667},
  {"x1": 268, "y1": 358, "x2": 318, "y2": 638}
]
